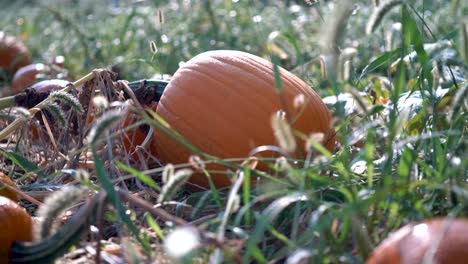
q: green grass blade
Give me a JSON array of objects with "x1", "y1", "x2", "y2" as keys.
[
  {"x1": 92, "y1": 145, "x2": 151, "y2": 252},
  {"x1": 115, "y1": 160, "x2": 160, "y2": 190}
]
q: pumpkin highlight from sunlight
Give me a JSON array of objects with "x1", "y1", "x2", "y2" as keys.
[
  {"x1": 11, "y1": 63, "x2": 48, "y2": 91},
  {"x1": 28, "y1": 79, "x2": 69, "y2": 93},
  {"x1": 151, "y1": 50, "x2": 335, "y2": 189}
]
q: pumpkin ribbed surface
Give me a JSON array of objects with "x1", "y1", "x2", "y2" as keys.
[
  {"x1": 367, "y1": 218, "x2": 468, "y2": 264},
  {"x1": 0, "y1": 196, "x2": 33, "y2": 261},
  {"x1": 0, "y1": 32, "x2": 32, "y2": 76},
  {"x1": 152, "y1": 50, "x2": 335, "y2": 189}
]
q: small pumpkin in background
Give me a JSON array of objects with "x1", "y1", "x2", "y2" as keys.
[
  {"x1": 27, "y1": 79, "x2": 69, "y2": 94},
  {"x1": 18, "y1": 79, "x2": 69, "y2": 141},
  {"x1": 366, "y1": 218, "x2": 468, "y2": 264},
  {"x1": 151, "y1": 50, "x2": 335, "y2": 190},
  {"x1": 9, "y1": 55, "x2": 68, "y2": 91},
  {"x1": 10, "y1": 63, "x2": 49, "y2": 91},
  {"x1": 0, "y1": 172, "x2": 19, "y2": 202},
  {"x1": 0, "y1": 196, "x2": 33, "y2": 262},
  {"x1": 0, "y1": 32, "x2": 32, "y2": 80}
]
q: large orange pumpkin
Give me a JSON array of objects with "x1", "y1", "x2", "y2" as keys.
[
  {"x1": 151, "y1": 50, "x2": 335, "y2": 189},
  {"x1": 0, "y1": 32, "x2": 32, "y2": 79},
  {"x1": 0, "y1": 196, "x2": 33, "y2": 262},
  {"x1": 366, "y1": 218, "x2": 468, "y2": 264}
]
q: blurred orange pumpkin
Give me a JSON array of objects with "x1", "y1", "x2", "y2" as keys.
[
  {"x1": 0, "y1": 32, "x2": 32, "y2": 79},
  {"x1": 0, "y1": 172, "x2": 19, "y2": 202},
  {"x1": 0, "y1": 196, "x2": 33, "y2": 262},
  {"x1": 151, "y1": 50, "x2": 335, "y2": 189},
  {"x1": 366, "y1": 218, "x2": 468, "y2": 264},
  {"x1": 28, "y1": 79, "x2": 69, "y2": 93},
  {"x1": 11, "y1": 63, "x2": 48, "y2": 91}
]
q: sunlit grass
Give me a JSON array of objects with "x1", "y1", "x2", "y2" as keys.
[{"x1": 0, "y1": 0, "x2": 466, "y2": 263}]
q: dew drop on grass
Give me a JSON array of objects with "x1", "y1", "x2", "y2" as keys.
[
  {"x1": 252, "y1": 15, "x2": 262, "y2": 23},
  {"x1": 161, "y1": 34, "x2": 169, "y2": 43},
  {"x1": 164, "y1": 226, "x2": 200, "y2": 259},
  {"x1": 351, "y1": 160, "x2": 367, "y2": 175}
]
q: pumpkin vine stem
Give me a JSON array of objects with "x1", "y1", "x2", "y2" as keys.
[
  {"x1": 0, "y1": 72, "x2": 95, "y2": 141},
  {"x1": 126, "y1": 79, "x2": 169, "y2": 105},
  {"x1": 0, "y1": 95, "x2": 15, "y2": 109},
  {"x1": 9, "y1": 188, "x2": 190, "y2": 264},
  {"x1": 10, "y1": 192, "x2": 101, "y2": 264},
  {"x1": 0, "y1": 85, "x2": 68, "y2": 110},
  {"x1": 0, "y1": 78, "x2": 167, "y2": 112}
]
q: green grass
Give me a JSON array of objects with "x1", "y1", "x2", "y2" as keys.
[{"x1": 0, "y1": 0, "x2": 467, "y2": 263}]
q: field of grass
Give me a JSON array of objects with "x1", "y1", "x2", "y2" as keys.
[{"x1": 0, "y1": 0, "x2": 467, "y2": 263}]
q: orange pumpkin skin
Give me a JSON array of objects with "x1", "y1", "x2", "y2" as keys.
[
  {"x1": 0, "y1": 173, "x2": 19, "y2": 202},
  {"x1": 0, "y1": 32, "x2": 32, "y2": 78},
  {"x1": 29, "y1": 79, "x2": 69, "y2": 93},
  {"x1": 0, "y1": 196, "x2": 33, "y2": 261},
  {"x1": 152, "y1": 50, "x2": 335, "y2": 189},
  {"x1": 11, "y1": 63, "x2": 48, "y2": 91},
  {"x1": 366, "y1": 218, "x2": 468, "y2": 264}
]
